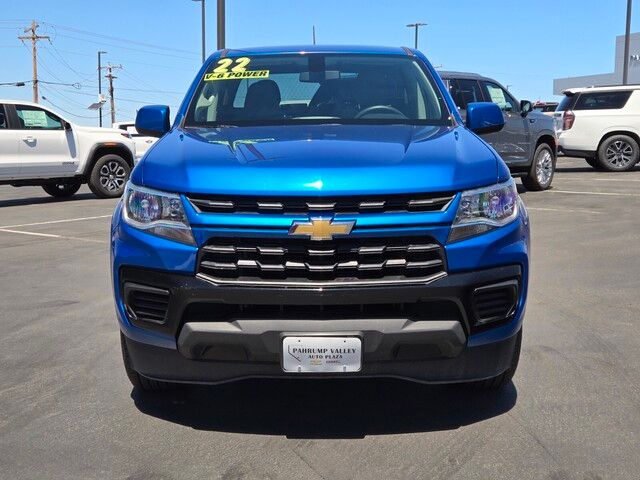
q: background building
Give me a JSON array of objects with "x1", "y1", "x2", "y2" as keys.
[{"x1": 554, "y1": 32, "x2": 640, "y2": 94}]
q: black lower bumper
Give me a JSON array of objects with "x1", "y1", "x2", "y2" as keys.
[
  {"x1": 124, "y1": 329, "x2": 519, "y2": 385},
  {"x1": 120, "y1": 264, "x2": 523, "y2": 384}
]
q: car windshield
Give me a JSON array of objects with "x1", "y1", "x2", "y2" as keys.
[{"x1": 184, "y1": 53, "x2": 451, "y2": 127}]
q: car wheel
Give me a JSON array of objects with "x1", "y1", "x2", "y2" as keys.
[
  {"x1": 468, "y1": 329, "x2": 522, "y2": 390},
  {"x1": 522, "y1": 143, "x2": 555, "y2": 191},
  {"x1": 41, "y1": 179, "x2": 82, "y2": 198},
  {"x1": 88, "y1": 154, "x2": 131, "y2": 198},
  {"x1": 597, "y1": 135, "x2": 639, "y2": 171},
  {"x1": 585, "y1": 157, "x2": 598, "y2": 168},
  {"x1": 120, "y1": 333, "x2": 175, "y2": 392}
]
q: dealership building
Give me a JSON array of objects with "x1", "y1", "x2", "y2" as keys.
[{"x1": 554, "y1": 32, "x2": 640, "y2": 94}]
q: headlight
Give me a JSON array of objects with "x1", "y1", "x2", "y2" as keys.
[
  {"x1": 448, "y1": 178, "x2": 519, "y2": 243},
  {"x1": 123, "y1": 183, "x2": 195, "y2": 245}
]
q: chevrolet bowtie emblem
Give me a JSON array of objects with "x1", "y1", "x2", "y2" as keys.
[{"x1": 289, "y1": 217, "x2": 355, "y2": 241}]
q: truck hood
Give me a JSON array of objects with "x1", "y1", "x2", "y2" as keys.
[
  {"x1": 136, "y1": 124, "x2": 501, "y2": 196},
  {"x1": 73, "y1": 125, "x2": 127, "y2": 135}
]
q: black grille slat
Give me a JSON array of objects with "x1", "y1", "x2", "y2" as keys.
[
  {"x1": 183, "y1": 300, "x2": 462, "y2": 323},
  {"x1": 197, "y1": 237, "x2": 447, "y2": 286},
  {"x1": 188, "y1": 193, "x2": 455, "y2": 215}
]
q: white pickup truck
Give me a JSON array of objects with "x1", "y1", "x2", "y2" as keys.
[{"x1": 0, "y1": 99, "x2": 136, "y2": 198}]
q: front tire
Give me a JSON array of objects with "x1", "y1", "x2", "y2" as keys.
[
  {"x1": 120, "y1": 333, "x2": 175, "y2": 392},
  {"x1": 42, "y1": 179, "x2": 82, "y2": 198},
  {"x1": 585, "y1": 157, "x2": 599, "y2": 169},
  {"x1": 468, "y1": 329, "x2": 522, "y2": 390},
  {"x1": 522, "y1": 144, "x2": 555, "y2": 191},
  {"x1": 88, "y1": 154, "x2": 131, "y2": 198},
  {"x1": 597, "y1": 135, "x2": 639, "y2": 171}
]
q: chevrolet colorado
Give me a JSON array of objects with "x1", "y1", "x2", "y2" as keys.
[{"x1": 111, "y1": 45, "x2": 530, "y2": 392}]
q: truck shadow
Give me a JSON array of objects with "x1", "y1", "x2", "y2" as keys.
[
  {"x1": 0, "y1": 192, "x2": 96, "y2": 208},
  {"x1": 131, "y1": 378, "x2": 517, "y2": 439}
]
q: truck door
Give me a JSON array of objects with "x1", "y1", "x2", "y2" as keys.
[
  {"x1": 479, "y1": 81, "x2": 531, "y2": 164},
  {"x1": 13, "y1": 104, "x2": 77, "y2": 178},
  {"x1": 0, "y1": 104, "x2": 22, "y2": 179}
]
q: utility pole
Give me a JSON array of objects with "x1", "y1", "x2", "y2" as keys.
[
  {"x1": 105, "y1": 64, "x2": 123, "y2": 125},
  {"x1": 406, "y1": 22, "x2": 426, "y2": 50},
  {"x1": 623, "y1": 0, "x2": 633, "y2": 85},
  {"x1": 18, "y1": 20, "x2": 50, "y2": 103},
  {"x1": 217, "y1": 0, "x2": 225, "y2": 49},
  {"x1": 97, "y1": 51, "x2": 107, "y2": 127},
  {"x1": 313, "y1": 25, "x2": 316, "y2": 45}
]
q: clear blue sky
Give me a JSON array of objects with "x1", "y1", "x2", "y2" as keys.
[{"x1": 1, "y1": 0, "x2": 638, "y2": 125}]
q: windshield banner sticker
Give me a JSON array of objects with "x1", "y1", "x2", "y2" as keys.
[{"x1": 204, "y1": 57, "x2": 269, "y2": 81}]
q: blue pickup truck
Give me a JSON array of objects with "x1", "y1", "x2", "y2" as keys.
[{"x1": 112, "y1": 46, "x2": 529, "y2": 392}]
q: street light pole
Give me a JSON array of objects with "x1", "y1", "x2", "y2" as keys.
[
  {"x1": 217, "y1": 0, "x2": 225, "y2": 50},
  {"x1": 97, "y1": 51, "x2": 107, "y2": 127},
  {"x1": 192, "y1": 0, "x2": 206, "y2": 63},
  {"x1": 622, "y1": 0, "x2": 633, "y2": 85},
  {"x1": 406, "y1": 22, "x2": 427, "y2": 50}
]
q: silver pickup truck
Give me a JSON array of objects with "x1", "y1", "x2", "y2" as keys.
[{"x1": 439, "y1": 71, "x2": 557, "y2": 191}]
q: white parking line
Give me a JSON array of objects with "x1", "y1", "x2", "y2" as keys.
[
  {"x1": 527, "y1": 207, "x2": 602, "y2": 215},
  {"x1": 0, "y1": 228, "x2": 107, "y2": 244},
  {"x1": 548, "y1": 189, "x2": 640, "y2": 197},
  {"x1": 0, "y1": 214, "x2": 112, "y2": 230},
  {"x1": 556, "y1": 176, "x2": 640, "y2": 183}
]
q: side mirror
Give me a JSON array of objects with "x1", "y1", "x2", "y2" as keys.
[
  {"x1": 520, "y1": 100, "x2": 533, "y2": 117},
  {"x1": 466, "y1": 102, "x2": 505, "y2": 134},
  {"x1": 136, "y1": 105, "x2": 170, "y2": 138},
  {"x1": 63, "y1": 121, "x2": 72, "y2": 131}
]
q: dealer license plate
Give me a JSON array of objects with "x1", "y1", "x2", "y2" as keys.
[{"x1": 282, "y1": 336, "x2": 362, "y2": 373}]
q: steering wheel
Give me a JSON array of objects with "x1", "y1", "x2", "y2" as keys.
[{"x1": 355, "y1": 105, "x2": 407, "y2": 119}]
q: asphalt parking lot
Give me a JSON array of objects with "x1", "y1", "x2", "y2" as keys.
[{"x1": 0, "y1": 156, "x2": 639, "y2": 480}]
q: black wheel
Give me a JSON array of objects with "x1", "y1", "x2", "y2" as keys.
[
  {"x1": 120, "y1": 333, "x2": 175, "y2": 392},
  {"x1": 597, "y1": 135, "x2": 639, "y2": 171},
  {"x1": 585, "y1": 157, "x2": 597, "y2": 168},
  {"x1": 522, "y1": 143, "x2": 555, "y2": 191},
  {"x1": 41, "y1": 179, "x2": 82, "y2": 198},
  {"x1": 468, "y1": 329, "x2": 522, "y2": 390},
  {"x1": 88, "y1": 154, "x2": 131, "y2": 198}
]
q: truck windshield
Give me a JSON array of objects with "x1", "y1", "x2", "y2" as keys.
[{"x1": 184, "y1": 54, "x2": 451, "y2": 127}]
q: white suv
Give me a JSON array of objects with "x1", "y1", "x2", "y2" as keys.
[
  {"x1": 0, "y1": 100, "x2": 136, "y2": 198},
  {"x1": 555, "y1": 86, "x2": 640, "y2": 171},
  {"x1": 112, "y1": 121, "x2": 157, "y2": 160}
]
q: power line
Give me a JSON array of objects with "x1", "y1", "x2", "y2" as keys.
[
  {"x1": 41, "y1": 21, "x2": 199, "y2": 56},
  {"x1": 42, "y1": 45, "x2": 94, "y2": 80},
  {"x1": 40, "y1": 94, "x2": 97, "y2": 119},
  {"x1": 51, "y1": 32, "x2": 201, "y2": 60},
  {"x1": 40, "y1": 84, "x2": 88, "y2": 108},
  {"x1": 42, "y1": 47, "x2": 195, "y2": 69}
]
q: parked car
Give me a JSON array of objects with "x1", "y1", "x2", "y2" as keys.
[
  {"x1": 554, "y1": 85, "x2": 640, "y2": 171},
  {"x1": 439, "y1": 71, "x2": 557, "y2": 190},
  {"x1": 0, "y1": 100, "x2": 136, "y2": 198},
  {"x1": 532, "y1": 101, "x2": 559, "y2": 115},
  {"x1": 113, "y1": 121, "x2": 156, "y2": 160},
  {"x1": 114, "y1": 45, "x2": 529, "y2": 393}
]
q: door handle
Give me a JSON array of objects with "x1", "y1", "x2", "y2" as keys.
[
  {"x1": 529, "y1": 118, "x2": 536, "y2": 124},
  {"x1": 145, "y1": 139, "x2": 153, "y2": 144},
  {"x1": 23, "y1": 136, "x2": 35, "y2": 142}
]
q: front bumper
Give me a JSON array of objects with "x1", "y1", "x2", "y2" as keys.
[{"x1": 111, "y1": 199, "x2": 529, "y2": 384}]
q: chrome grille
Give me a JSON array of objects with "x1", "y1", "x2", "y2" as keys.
[
  {"x1": 188, "y1": 193, "x2": 455, "y2": 215},
  {"x1": 197, "y1": 237, "x2": 447, "y2": 287}
]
